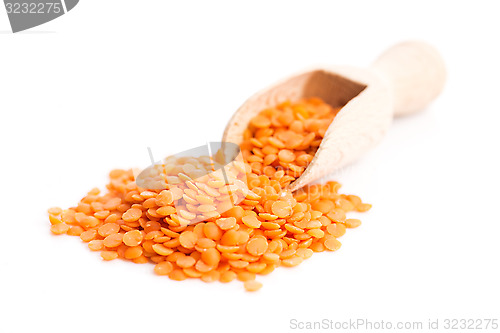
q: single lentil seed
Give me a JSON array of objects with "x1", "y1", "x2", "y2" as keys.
[
  {"x1": 244, "y1": 280, "x2": 262, "y2": 292},
  {"x1": 324, "y1": 237, "x2": 342, "y2": 251},
  {"x1": 123, "y1": 230, "x2": 144, "y2": 247},
  {"x1": 246, "y1": 236, "x2": 268, "y2": 256},
  {"x1": 179, "y1": 231, "x2": 198, "y2": 249},
  {"x1": 250, "y1": 115, "x2": 271, "y2": 128},
  {"x1": 98, "y1": 223, "x2": 120, "y2": 237},
  {"x1": 271, "y1": 201, "x2": 292, "y2": 218},
  {"x1": 215, "y1": 217, "x2": 237, "y2": 230},
  {"x1": 278, "y1": 149, "x2": 295, "y2": 163},
  {"x1": 122, "y1": 207, "x2": 142, "y2": 222},
  {"x1": 67, "y1": 226, "x2": 84, "y2": 236},
  {"x1": 345, "y1": 218, "x2": 362, "y2": 228},
  {"x1": 49, "y1": 214, "x2": 62, "y2": 225},
  {"x1": 241, "y1": 215, "x2": 261, "y2": 228},
  {"x1": 152, "y1": 243, "x2": 174, "y2": 256},
  {"x1": 48, "y1": 207, "x2": 63, "y2": 215},
  {"x1": 176, "y1": 256, "x2": 196, "y2": 268},
  {"x1": 101, "y1": 251, "x2": 118, "y2": 261},
  {"x1": 80, "y1": 229, "x2": 97, "y2": 242},
  {"x1": 326, "y1": 223, "x2": 346, "y2": 237},
  {"x1": 196, "y1": 238, "x2": 216, "y2": 249},
  {"x1": 201, "y1": 248, "x2": 221, "y2": 266},
  {"x1": 103, "y1": 233, "x2": 123, "y2": 248},
  {"x1": 154, "y1": 261, "x2": 174, "y2": 275},
  {"x1": 50, "y1": 223, "x2": 69, "y2": 235},
  {"x1": 88, "y1": 240, "x2": 104, "y2": 251},
  {"x1": 124, "y1": 246, "x2": 143, "y2": 259}
]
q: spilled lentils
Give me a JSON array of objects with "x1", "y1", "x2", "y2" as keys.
[{"x1": 49, "y1": 97, "x2": 371, "y2": 291}]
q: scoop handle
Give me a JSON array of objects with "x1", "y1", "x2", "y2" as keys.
[{"x1": 371, "y1": 41, "x2": 446, "y2": 117}]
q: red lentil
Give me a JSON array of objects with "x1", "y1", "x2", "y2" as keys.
[
  {"x1": 101, "y1": 251, "x2": 118, "y2": 261},
  {"x1": 244, "y1": 280, "x2": 263, "y2": 292},
  {"x1": 50, "y1": 223, "x2": 69, "y2": 235}
]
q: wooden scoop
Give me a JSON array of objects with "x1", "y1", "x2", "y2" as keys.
[{"x1": 222, "y1": 41, "x2": 446, "y2": 192}]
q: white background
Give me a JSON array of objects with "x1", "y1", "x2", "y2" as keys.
[{"x1": 1, "y1": 1, "x2": 499, "y2": 332}]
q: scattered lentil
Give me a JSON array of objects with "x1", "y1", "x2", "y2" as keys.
[
  {"x1": 244, "y1": 280, "x2": 263, "y2": 292},
  {"x1": 101, "y1": 251, "x2": 118, "y2": 261},
  {"x1": 50, "y1": 223, "x2": 69, "y2": 235}
]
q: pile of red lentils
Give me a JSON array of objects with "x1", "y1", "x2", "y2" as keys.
[{"x1": 49, "y1": 97, "x2": 371, "y2": 292}]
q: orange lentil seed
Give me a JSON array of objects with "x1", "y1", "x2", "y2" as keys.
[
  {"x1": 216, "y1": 217, "x2": 237, "y2": 230},
  {"x1": 201, "y1": 248, "x2": 221, "y2": 266},
  {"x1": 241, "y1": 215, "x2": 261, "y2": 228},
  {"x1": 324, "y1": 237, "x2": 342, "y2": 251},
  {"x1": 197, "y1": 238, "x2": 216, "y2": 249},
  {"x1": 98, "y1": 223, "x2": 120, "y2": 237},
  {"x1": 124, "y1": 246, "x2": 143, "y2": 259},
  {"x1": 244, "y1": 280, "x2": 263, "y2": 292},
  {"x1": 176, "y1": 256, "x2": 196, "y2": 268},
  {"x1": 152, "y1": 243, "x2": 174, "y2": 256},
  {"x1": 246, "y1": 236, "x2": 268, "y2": 256},
  {"x1": 101, "y1": 251, "x2": 118, "y2": 261},
  {"x1": 123, "y1": 230, "x2": 144, "y2": 247},
  {"x1": 88, "y1": 240, "x2": 104, "y2": 251},
  {"x1": 122, "y1": 207, "x2": 143, "y2": 222},
  {"x1": 103, "y1": 233, "x2": 123, "y2": 248},
  {"x1": 67, "y1": 226, "x2": 84, "y2": 236},
  {"x1": 80, "y1": 229, "x2": 97, "y2": 242},
  {"x1": 48, "y1": 207, "x2": 63, "y2": 215},
  {"x1": 179, "y1": 231, "x2": 198, "y2": 249},
  {"x1": 49, "y1": 214, "x2": 62, "y2": 225},
  {"x1": 345, "y1": 218, "x2": 362, "y2": 228},
  {"x1": 251, "y1": 115, "x2": 271, "y2": 128},
  {"x1": 271, "y1": 201, "x2": 292, "y2": 218},
  {"x1": 50, "y1": 223, "x2": 69, "y2": 235},
  {"x1": 154, "y1": 261, "x2": 174, "y2": 275},
  {"x1": 326, "y1": 223, "x2": 346, "y2": 238}
]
